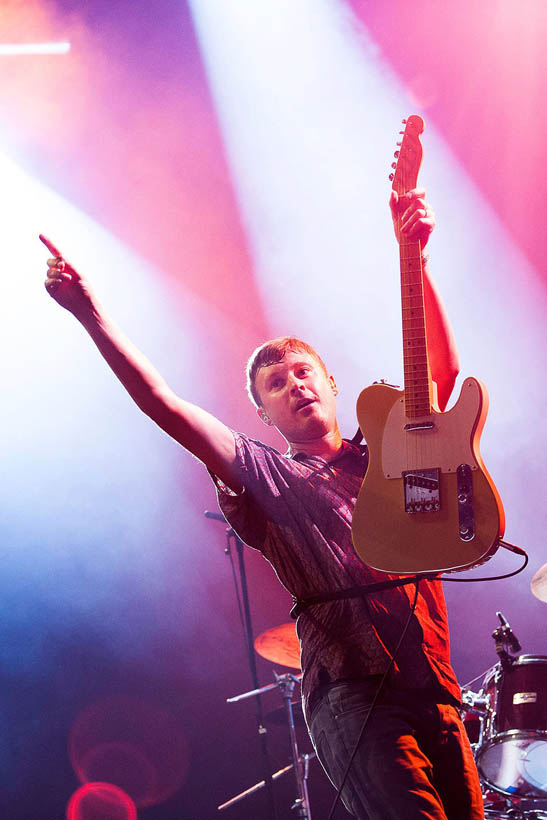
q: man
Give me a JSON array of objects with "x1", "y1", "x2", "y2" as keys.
[{"x1": 41, "y1": 189, "x2": 483, "y2": 819}]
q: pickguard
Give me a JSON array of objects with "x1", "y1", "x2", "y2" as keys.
[{"x1": 381, "y1": 377, "x2": 484, "y2": 478}]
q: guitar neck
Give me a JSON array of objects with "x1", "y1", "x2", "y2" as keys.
[{"x1": 400, "y1": 239, "x2": 433, "y2": 418}]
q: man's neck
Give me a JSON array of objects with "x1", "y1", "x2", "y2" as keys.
[{"x1": 286, "y1": 426, "x2": 343, "y2": 461}]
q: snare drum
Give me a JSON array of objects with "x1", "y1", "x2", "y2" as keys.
[{"x1": 476, "y1": 655, "x2": 547, "y2": 798}]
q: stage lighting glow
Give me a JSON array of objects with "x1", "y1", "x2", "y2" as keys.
[
  {"x1": 188, "y1": 0, "x2": 547, "y2": 558},
  {"x1": 1, "y1": 146, "x2": 248, "y2": 665},
  {"x1": 188, "y1": 0, "x2": 406, "y2": 373},
  {"x1": 69, "y1": 695, "x2": 189, "y2": 807},
  {"x1": 66, "y1": 782, "x2": 136, "y2": 820},
  {"x1": 0, "y1": 42, "x2": 70, "y2": 55}
]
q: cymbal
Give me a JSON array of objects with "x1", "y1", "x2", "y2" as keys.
[
  {"x1": 531, "y1": 563, "x2": 547, "y2": 603},
  {"x1": 254, "y1": 623, "x2": 301, "y2": 669}
]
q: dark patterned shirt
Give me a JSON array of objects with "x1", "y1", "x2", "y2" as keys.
[{"x1": 212, "y1": 432, "x2": 461, "y2": 720}]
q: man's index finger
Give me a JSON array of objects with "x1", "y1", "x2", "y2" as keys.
[{"x1": 39, "y1": 234, "x2": 62, "y2": 258}]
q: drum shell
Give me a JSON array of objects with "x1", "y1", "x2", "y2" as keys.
[
  {"x1": 478, "y1": 655, "x2": 547, "y2": 799},
  {"x1": 484, "y1": 655, "x2": 547, "y2": 735}
]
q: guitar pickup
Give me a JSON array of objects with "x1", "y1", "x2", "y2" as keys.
[
  {"x1": 457, "y1": 463, "x2": 475, "y2": 540},
  {"x1": 403, "y1": 468, "x2": 441, "y2": 513}
]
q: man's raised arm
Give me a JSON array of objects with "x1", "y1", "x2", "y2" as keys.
[{"x1": 40, "y1": 235, "x2": 243, "y2": 493}]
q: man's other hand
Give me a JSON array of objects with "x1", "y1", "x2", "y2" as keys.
[{"x1": 389, "y1": 188, "x2": 435, "y2": 249}]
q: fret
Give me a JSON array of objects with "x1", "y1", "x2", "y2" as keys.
[
  {"x1": 401, "y1": 296, "x2": 426, "y2": 305},
  {"x1": 405, "y1": 398, "x2": 432, "y2": 407},
  {"x1": 404, "y1": 377, "x2": 429, "y2": 384}
]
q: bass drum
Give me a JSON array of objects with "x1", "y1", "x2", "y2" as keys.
[{"x1": 477, "y1": 655, "x2": 547, "y2": 798}]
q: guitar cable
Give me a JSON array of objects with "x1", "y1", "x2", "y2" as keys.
[{"x1": 442, "y1": 539, "x2": 528, "y2": 584}]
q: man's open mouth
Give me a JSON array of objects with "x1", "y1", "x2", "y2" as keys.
[{"x1": 296, "y1": 399, "x2": 315, "y2": 411}]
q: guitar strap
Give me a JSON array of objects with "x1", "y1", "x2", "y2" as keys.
[
  {"x1": 290, "y1": 573, "x2": 439, "y2": 619},
  {"x1": 350, "y1": 427, "x2": 364, "y2": 446}
]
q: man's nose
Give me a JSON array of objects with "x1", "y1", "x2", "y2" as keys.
[{"x1": 289, "y1": 378, "x2": 305, "y2": 395}]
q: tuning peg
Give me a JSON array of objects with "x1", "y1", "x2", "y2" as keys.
[
  {"x1": 394, "y1": 151, "x2": 399, "y2": 158},
  {"x1": 389, "y1": 173, "x2": 394, "y2": 181},
  {"x1": 399, "y1": 130, "x2": 405, "y2": 135},
  {"x1": 391, "y1": 162, "x2": 397, "y2": 169},
  {"x1": 396, "y1": 141, "x2": 402, "y2": 146},
  {"x1": 402, "y1": 118, "x2": 407, "y2": 124}
]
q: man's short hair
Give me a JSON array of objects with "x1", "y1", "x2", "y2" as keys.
[{"x1": 246, "y1": 336, "x2": 328, "y2": 408}]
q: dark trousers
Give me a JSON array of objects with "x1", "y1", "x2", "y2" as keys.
[{"x1": 307, "y1": 680, "x2": 484, "y2": 820}]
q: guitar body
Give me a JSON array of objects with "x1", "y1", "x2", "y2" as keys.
[{"x1": 352, "y1": 379, "x2": 505, "y2": 574}]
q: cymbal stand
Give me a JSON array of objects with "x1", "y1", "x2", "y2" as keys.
[
  {"x1": 274, "y1": 671, "x2": 313, "y2": 819},
  {"x1": 205, "y1": 512, "x2": 278, "y2": 820},
  {"x1": 217, "y1": 755, "x2": 316, "y2": 812},
  {"x1": 222, "y1": 672, "x2": 313, "y2": 818}
]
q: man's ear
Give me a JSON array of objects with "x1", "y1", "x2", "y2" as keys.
[
  {"x1": 329, "y1": 375, "x2": 338, "y2": 396},
  {"x1": 257, "y1": 407, "x2": 273, "y2": 426}
]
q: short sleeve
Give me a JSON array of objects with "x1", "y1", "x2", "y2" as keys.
[{"x1": 209, "y1": 432, "x2": 275, "y2": 550}]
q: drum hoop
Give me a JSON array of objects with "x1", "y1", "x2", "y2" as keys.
[
  {"x1": 477, "y1": 727, "x2": 547, "y2": 754},
  {"x1": 477, "y1": 729, "x2": 547, "y2": 800},
  {"x1": 482, "y1": 654, "x2": 547, "y2": 696},
  {"x1": 510, "y1": 655, "x2": 547, "y2": 665}
]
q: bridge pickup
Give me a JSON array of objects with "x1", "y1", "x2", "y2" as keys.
[
  {"x1": 403, "y1": 468, "x2": 441, "y2": 513},
  {"x1": 457, "y1": 463, "x2": 475, "y2": 541},
  {"x1": 404, "y1": 422, "x2": 435, "y2": 431}
]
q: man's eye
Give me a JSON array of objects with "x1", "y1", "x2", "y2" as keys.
[{"x1": 271, "y1": 379, "x2": 282, "y2": 389}]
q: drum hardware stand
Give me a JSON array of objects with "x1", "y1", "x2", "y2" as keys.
[
  {"x1": 492, "y1": 611, "x2": 521, "y2": 669},
  {"x1": 205, "y1": 512, "x2": 279, "y2": 820},
  {"x1": 461, "y1": 688, "x2": 488, "y2": 751},
  {"x1": 222, "y1": 672, "x2": 314, "y2": 818},
  {"x1": 217, "y1": 754, "x2": 315, "y2": 812},
  {"x1": 483, "y1": 796, "x2": 547, "y2": 819},
  {"x1": 274, "y1": 670, "x2": 313, "y2": 818}
]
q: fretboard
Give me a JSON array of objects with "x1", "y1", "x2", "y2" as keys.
[{"x1": 400, "y1": 240, "x2": 432, "y2": 418}]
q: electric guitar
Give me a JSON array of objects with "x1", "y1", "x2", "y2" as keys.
[{"x1": 351, "y1": 115, "x2": 504, "y2": 574}]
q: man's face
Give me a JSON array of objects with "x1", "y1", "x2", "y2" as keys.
[{"x1": 254, "y1": 350, "x2": 338, "y2": 442}]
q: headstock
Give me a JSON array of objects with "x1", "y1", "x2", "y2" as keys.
[{"x1": 389, "y1": 115, "x2": 425, "y2": 196}]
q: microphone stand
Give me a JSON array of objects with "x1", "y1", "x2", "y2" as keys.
[{"x1": 206, "y1": 512, "x2": 278, "y2": 820}]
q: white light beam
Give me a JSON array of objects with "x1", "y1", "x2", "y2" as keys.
[{"x1": 0, "y1": 42, "x2": 70, "y2": 56}]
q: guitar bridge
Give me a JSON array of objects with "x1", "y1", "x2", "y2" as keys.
[{"x1": 403, "y1": 468, "x2": 440, "y2": 513}]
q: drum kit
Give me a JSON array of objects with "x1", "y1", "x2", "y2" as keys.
[
  {"x1": 219, "y1": 612, "x2": 547, "y2": 820},
  {"x1": 461, "y1": 612, "x2": 547, "y2": 820}
]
